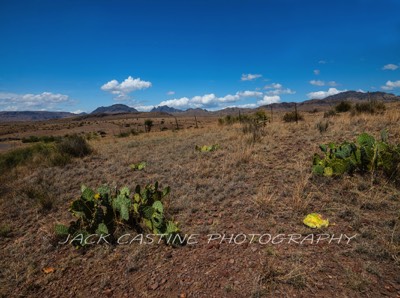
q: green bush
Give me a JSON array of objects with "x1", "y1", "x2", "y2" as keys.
[
  {"x1": 57, "y1": 134, "x2": 92, "y2": 158},
  {"x1": 144, "y1": 119, "x2": 154, "y2": 132},
  {"x1": 351, "y1": 101, "x2": 386, "y2": 115},
  {"x1": 0, "y1": 135, "x2": 92, "y2": 173},
  {"x1": 283, "y1": 111, "x2": 304, "y2": 122},
  {"x1": 0, "y1": 143, "x2": 53, "y2": 172},
  {"x1": 335, "y1": 101, "x2": 352, "y2": 113}
]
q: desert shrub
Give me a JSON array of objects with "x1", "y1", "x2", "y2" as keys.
[
  {"x1": 116, "y1": 131, "x2": 130, "y2": 138},
  {"x1": 57, "y1": 134, "x2": 92, "y2": 158},
  {"x1": 24, "y1": 185, "x2": 54, "y2": 211},
  {"x1": 312, "y1": 130, "x2": 400, "y2": 185},
  {"x1": 283, "y1": 111, "x2": 304, "y2": 122},
  {"x1": 324, "y1": 109, "x2": 337, "y2": 118},
  {"x1": 219, "y1": 114, "x2": 239, "y2": 125},
  {"x1": 0, "y1": 143, "x2": 53, "y2": 172},
  {"x1": 144, "y1": 119, "x2": 154, "y2": 132},
  {"x1": 0, "y1": 225, "x2": 11, "y2": 238},
  {"x1": 0, "y1": 135, "x2": 91, "y2": 173},
  {"x1": 316, "y1": 120, "x2": 329, "y2": 134},
  {"x1": 351, "y1": 101, "x2": 386, "y2": 115},
  {"x1": 335, "y1": 101, "x2": 352, "y2": 113},
  {"x1": 55, "y1": 182, "x2": 182, "y2": 247}
]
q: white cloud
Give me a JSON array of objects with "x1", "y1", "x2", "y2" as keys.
[
  {"x1": 257, "y1": 95, "x2": 280, "y2": 106},
  {"x1": 167, "y1": 91, "x2": 175, "y2": 95},
  {"x1": 266, "y1": 88, "x2": 295, "y2": 96},
  {"x1": 237, "y1": 91, "x2": 263, "y2": 97},
  {"x1": 228, "y1": 103, "x2": 258, "y2": 109},
  {"x1": 382, "y1": 64, "x2": 399, "y2": 71},
  {"x1": 307, "y1": 88, "x2": 347, "y2": 99},
  {"x1": 263, "y1": 83, "x2": 295, "y2": 96},
  {"x1": 313, "y1": 69, "x2": 320, "y2": 75},
  {"x1": 318, "y1": 60, "x2": 327, "y2": 64},
  {"x1": 310, "y1": 80, "x2": 325, "y2": 86},
  {"x1": 264, "y1": 83, "x2": 282, "y2": 89},
  {"x1": 310, "y1": 80, "x2": 338, "y2": 87},
  {"x1": 72, "y1": 109, "x2": 85, "y2": 114},
  {"x1": 101, "y1": 76, "x2": 152, "y2": 100},
  {"x1": 159, "y1": 90, "x2": 264, "y2": 109},
  {"x1": 0, "y1": 91, "x2": 73, "y2": 111},
  {"x1": 241, "y1": 73, "x2": 262, "y2": 81},
  {"x1": 134, "y1": 105, "x2": 154, "y2": 112},
  {"x1": 381, "y1": 80, "x2": 400, "y2": 90},
  {"x1": 159, "y1": 97, "x2": 190, "y2": 108}
]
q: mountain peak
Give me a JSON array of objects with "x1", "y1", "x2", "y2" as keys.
[
  {"x1": 150, "y1": 105, "x2": 182, "y2": 113},
  {"x1": 91, "y1": 104, "x2": 138, "y2": 114}
]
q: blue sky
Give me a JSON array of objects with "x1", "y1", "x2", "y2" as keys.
[{"x1": 0, "y1": 0, "x2": 400, "y2": 112}]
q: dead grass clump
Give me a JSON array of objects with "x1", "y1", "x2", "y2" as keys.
[{"x1": 57, "y1": 134, "x2": 92, "y2": 157}]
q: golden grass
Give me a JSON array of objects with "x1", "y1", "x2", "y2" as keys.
[{"x1": 0, "y1": 106, "x2": 400, "y2": 296}]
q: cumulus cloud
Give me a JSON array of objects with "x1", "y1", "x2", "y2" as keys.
[
  {"x1": 159, "y1": 90, "x2": 264, "y2": 109},
  {"x1": 310, "y1": 80, "x2": 325, "y2": 86},
  {"x1": 264, "y1": 83, "x2": 282, "y2": 89},
  {"x1": 241, "y1": 73, "x2": 262, "y2": 81},
  {"x1": 257, "y1": 95, "x2": 280, "y2": 106},
  {"x1": 101, "y1": 76, "x2": 152, "y2": 100},
  {"x1": 134, "y1": 105, "x2": 154, "y2": 112},
  {"x1": 263, "y1": 83, "x2": 295, "y2": 96},
  {"x1": 381, "y1": 80, "x2": 400, "y2": 90},
  {"x1": 310, "y1": 80, "x2": 338, "y2": 87},
  {"x1": 0, "y1": 91, "x2": 73, "y2": 111},
  {"x1": 227, "y1": 103, "x2": 258, "y2": 109},
  {"x1": 307, "y1": 88, "x2": 347, "y2": 99},
  {"x1": 382, "y1": 64, "x2": 399, "y2": 71},
  {"x1": 167, "y1": 91, "x2": 175, "y2": 95},
  {"x1": 313, "y1": 69, "x2": 320, "y2": 75}
]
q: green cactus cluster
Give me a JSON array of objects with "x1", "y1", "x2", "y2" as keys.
[
  {"x1": 55, "y1": 182, "x2": 181, "y2": 247},
  {"x1": 312, "y1": 130, "x2": 400, "y2": 183},
  {"x1": 195, "y1": 144, "x2": 219, "y2": 152},
  {"x1": 129, "y1": 161, "x2": 147, "y2": 171}
]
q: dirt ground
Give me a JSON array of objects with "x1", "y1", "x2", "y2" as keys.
[{"x1": 0, "y1": 108, "x2": 400, "y2": 297}]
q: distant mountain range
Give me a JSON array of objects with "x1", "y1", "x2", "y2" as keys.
[
  {"x1": 262, "y1": 91, "x2": 400, "y2": 110},
  {"x1": 91, "y1": 104, "x2": 139, "y2": 114},
  {"x1": 1, "y1": 91, "x2": 399, "y2": 122},
  {"x1": 150, "y1": 105, "x2": 182, "y2": 113},
  {"x1": 0, "y1": 111, "x2": 77, "y2": 122}
]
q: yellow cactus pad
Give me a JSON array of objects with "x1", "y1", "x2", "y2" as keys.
[{"x1": 303, "y1": 213, "x2": 329, "y2": 228}]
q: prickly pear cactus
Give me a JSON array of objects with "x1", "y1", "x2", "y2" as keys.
[
  {"x1": 195, "y1": 144, "x2": 219, "y2": 152},
  {"x1": 56, "y1": 182, "x2": 182, "y2": 247},
  {"x1": 312, "y1": 131, "x2": 400, "y2": 184}
]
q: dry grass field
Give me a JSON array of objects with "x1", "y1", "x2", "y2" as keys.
[{"x1": 1, "y1": 106, "x2": 400, "y2": 297}]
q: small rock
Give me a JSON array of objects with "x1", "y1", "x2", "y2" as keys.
[
  {"x1": 229, "y1": 258, "x2": 235, "y2": 264},
  {"x1": 149, "y1": 283, "x2": 159, "y2": 290},
  {"x1": 103, "y1": 289, "x2": 113, "y2": 297}
]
